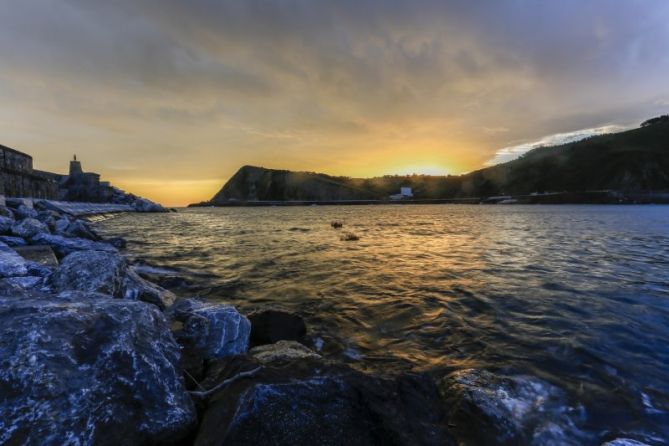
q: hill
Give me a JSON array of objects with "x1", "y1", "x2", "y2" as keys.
[{"x1": 198, "y1": 117, "x2": 669, "y2": 204}]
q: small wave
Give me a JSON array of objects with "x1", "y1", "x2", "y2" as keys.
[{"x1": 288, "y1": 227, "x2": 311, "y2": 232}]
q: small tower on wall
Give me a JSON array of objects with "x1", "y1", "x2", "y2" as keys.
[{"x1": 69, "y1": 154, "x2": 83, "y2": 176}]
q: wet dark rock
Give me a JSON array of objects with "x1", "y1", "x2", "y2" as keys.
[
  {"x1": 123, "y1": 268, "x2": 176, "y2": 310},
  {"x1": 170, "y1": 298, "x2": 250, "y2": 359},
  {"x1": 440, "y1": 369, "x2": 587, "y2": 446},
  {"x1": 11, "y1": 217, "x2": 49, "y2": 239},
  {"x1": 0, "y1": 296, "x2": 196, "y2": 445},
  {"x1": 31, "y1": 232, "x2": 117, "y2": 258},
  {"x1": 135, "y1": 264, "x2": 192, "y2": 290},
  {"x1": 0, "y1": 206, "x2": 14, "y2": 219},
  {"x1": 248, "y1": 309, "x2": 307, "y2": 347},
  {"x1": 107, "y1": 236, "x2": 127, "y2": 249},
  {"x1": 51, "y1": 250, "x2": 126, "y2": 297},
  {"x1": 25, "y1": 261, "x2": 54, "y2": 278},
  {"x1": 0, "y1": 235, "x2": 26, "y2": 247},
  {"x1": 0, "y1": 275, "x2": 44, "y2": 291},
  {"x1": 341, "y1": 231, "x2": 360, "y2": 241},
  {"x1": 53, "y1": 217, "x2": 70, "y2": 234},
  {"x1": 64, "y1": 219, "x2": 101, "y2": 241},
  {"x1": 0, "y1": 243, "x2": 28, "y2": 278},
  {"x1": 0, "y1": 216, "x2": 14, "y2": 234},
  {"x1": 195, "y1": 355, "x2": 452, "y2": 446},
  {"x1": 5, "y1": 197, "x2": 32, "y2": 209},
  {"x1": 36, "y1": 209, "x2": 61, "y2": 222},
  {"x1": 14, "y1": 245, "x2": 59, "y2": 267},
  {"x1": 15, "y1": 204, "x2": 38, "y2": 220}
]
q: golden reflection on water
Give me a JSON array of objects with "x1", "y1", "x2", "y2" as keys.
[{"x1": 96, "y1": 205, "x2": 669, "y2": 379}]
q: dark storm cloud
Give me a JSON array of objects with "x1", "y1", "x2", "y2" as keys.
[{"x1": 0, "y1": 0, "x2": 668, "y2": 204}]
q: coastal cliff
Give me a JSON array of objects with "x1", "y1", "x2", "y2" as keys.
[
  {"x1": 211, "y1": 165, "x2": 377, "y2": 202},
  {"x1": 198, "y1": 117, "x2": 669, "y2": 205}
]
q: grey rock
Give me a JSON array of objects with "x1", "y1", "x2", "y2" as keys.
[
  {"x1": 14, "y1": 245, "x2": 59, "y2": 267},
  {"x1": 0, "y1": 235, "x2": 26, "y2": 247},
  {"x1": 172, "y1": 299, "x2": 250, "y2": 359},
  {"x1": 441, "y1": 369, "x2": 588, "y2": 446},
  {"x1": 51, "y1": 250, "x2": 126, "y2": 297},
  {"x1": 31, "y1": 232, "x2": 117, "y2": 258},
  {"x1": 123, "y1": 268, "x2": 176, "y2": 310},
  {"x1": 0, "y1": 296, "x2": 196, "y2": 445},
  {"x1": 195, "y1": 355, "x2": 451, "y2": 446},
  {"x1": 11, "y1": 218, "x2": 49, "y2": 239},
  {"x1": 25, "y1": 261, "x2": 53, "y2": 278},
  {"x1": 14, "y1": 204, "x2": 38, "y2": 219},
  {"x1": 64, "y1": 219, "x2": 101, "y2": 241},
  {"x1": 5, "y1": 197, "x2": 32, "y2": 209},
  {"x1": 0, "y1": 243, "x2": 28, "y2": 278},
  {"x1": 53, "y1": 217, "x2": 70, "y2": 235},
  {"x1": 0, "y1": 216, "x2": 14, "y2": 234},
  {"x1": 36, "y1": 210, "x2": 60, "y2": 224},
  {"x1": 250, "y1": 340, "x2": 321, "y2": 364},
  {"x1": 56, "y1": 290, "x2": 116, "y2": 301}
]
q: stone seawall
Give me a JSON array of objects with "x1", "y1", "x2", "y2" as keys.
[{"x1": 0, "y1": 144, "x2": 60, "y2": 199}]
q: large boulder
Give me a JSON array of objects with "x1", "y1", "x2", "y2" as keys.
[
  {"x1": 440, "y1": 369, "x2": 588, "y2": 445},
  {"x1": 248, "y1": 309, "x2": 307, "y2": 347},
  {"x1": 194, "y1": 355, "x2": 452, "y2": 446},
  {"x1": 31, "y1": 233, "x2": 117, "y2": 258},
  {"x1": 0, "y1": 243, "x2": 28, "y2": 278},
  {"x1": 11, "y1": 218, "x2": 49, "y2": 239},
  {"x1": 0, "y1": 296, "x2": 196, "y2": 445},
  {"x1": 171, "y1": 299, "x2": 251, "y2": 360},
  {"x1": 15, "y1": 204, "x2": 38, "y2": 220},
  {"x1": 0, "y1": 216, "x2": 14, "y2": 234},
  {"x1": 51, "y1": 250, "x2": 126, "y2": 297}
]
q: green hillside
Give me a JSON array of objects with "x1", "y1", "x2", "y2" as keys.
[{"x1": 205, "y1": 117, "x2": 669, "y2": 203}]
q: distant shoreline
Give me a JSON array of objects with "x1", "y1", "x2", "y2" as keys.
[{"x1": 189, "y1": 191, "x2": 669, "y2": 207}]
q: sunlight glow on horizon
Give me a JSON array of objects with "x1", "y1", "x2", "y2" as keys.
[{"x1": 2, "y1": 1, "x2": 668, "y2": 206}]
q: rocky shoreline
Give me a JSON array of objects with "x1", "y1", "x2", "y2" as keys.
[{"x1": 0, "y1": 199, "x2": 651, "y2": 445}]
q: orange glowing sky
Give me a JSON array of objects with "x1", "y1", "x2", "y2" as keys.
[{"x1": 1, "y1": 1, "x2": 668, "y2": 206}]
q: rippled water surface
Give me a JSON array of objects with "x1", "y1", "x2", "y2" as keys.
[{"x1": 96, "y1": 205, "x2": 669, "y2": 443}]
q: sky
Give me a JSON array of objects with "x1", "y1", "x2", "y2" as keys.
[{"x1": 1, "y1": 1, "x2": 668, "y2": 206}]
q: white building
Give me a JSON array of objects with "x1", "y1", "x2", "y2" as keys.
[{"x1": 389, "y1": 187, "x2": 413, "y2": 200}]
